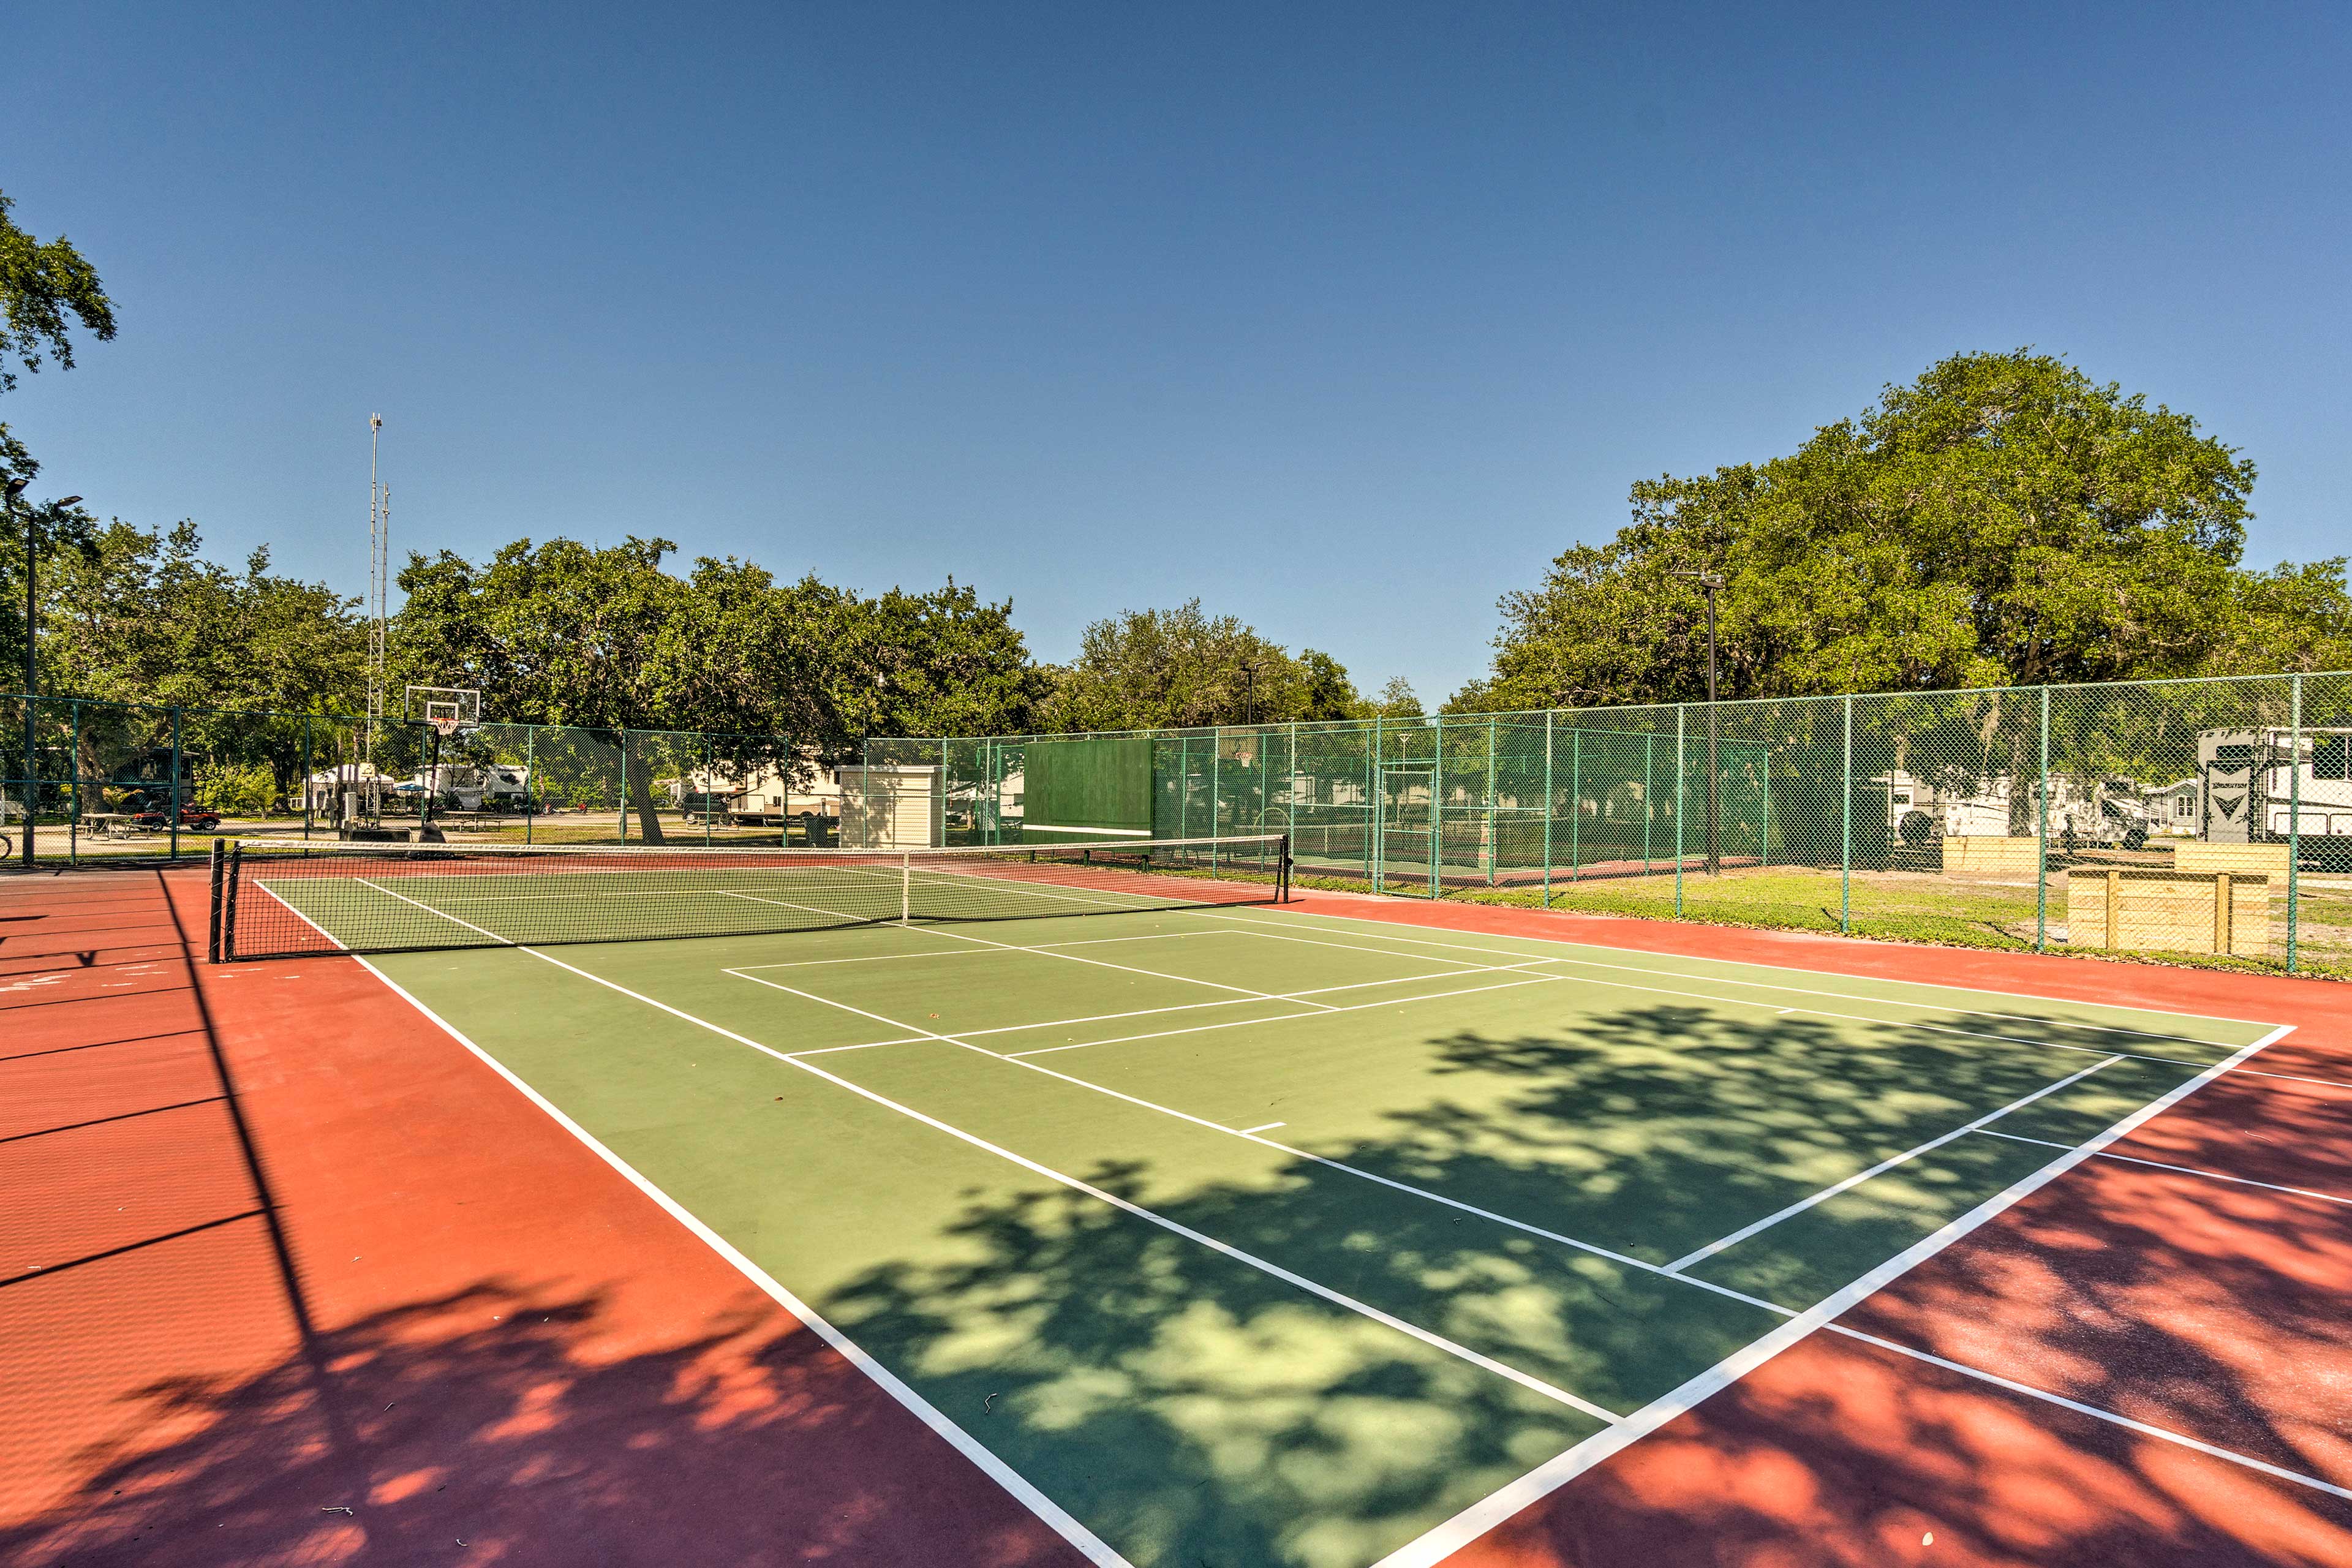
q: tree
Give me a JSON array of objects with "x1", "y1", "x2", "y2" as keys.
[
  {"x1": 1297, "y1": 650, "x2": 1360, "y2": 722},
  {"x1": 1368, "y1": 676, "x2": 1422, "y2": 718},
  {"x1": 0, "y1": 188, "x2": 116, "y2": 396},
  {"x1": 33, "y1": 517, "x2": 364, "y2": 803},
  {"x1": 821, "y1": 579, "x2": 1048, "y2": 742},
  {"x1": 1468, "y1": 350, "x2": 2346, "y2": 710},
  {"x1": 1038, "y1": 601, "x2": 1366, "y2": 732},
  {"x1": 395, "y1": 537, "x2": 844, "y2": 842}
]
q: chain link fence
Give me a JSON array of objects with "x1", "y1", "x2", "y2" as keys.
[
  {"x1": 1, "y1": 696, "x2": 804, "y2": 863},
  {"x1": 864, "y1": 671, "x2": 2352, "y2": 978}
]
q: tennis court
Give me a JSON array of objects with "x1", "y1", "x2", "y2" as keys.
[{"x1": 197, "y1": 835, "x2": 2310, "y2": 1567}]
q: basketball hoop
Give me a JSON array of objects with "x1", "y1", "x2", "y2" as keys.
[{"x1": 405, "y1": 684, "x2": 483, "y2": 739}]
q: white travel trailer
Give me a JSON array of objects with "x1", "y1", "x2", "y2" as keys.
[{"x1": 2198, "y1": 728, "x2": 2352, "y2": 857}]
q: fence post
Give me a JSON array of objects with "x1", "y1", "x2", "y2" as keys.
[
  {"x1": 1570, "y1": 726, "x2": 1581, "y2": 882},
  {"x1": 1674, "y1": 704, "x2": 1686, "y2": 917},
  {"x1": 1370, "y1": 717, "x2": 1383, "y2": 892},
  {"x1": 2288, "y1": 673, "x2": 2302, "y2": 974},
  {"x1": 1542, "y1": 710, "x2": 1553, "y2": 908},
  {"x1": 1840, "y1": 695, "x2": 1853, "y2": 934},
  {"x1": 69, "y1": 699, "x2": 82, "y2": 864},
  {"x1": 525, "y1": 728, "x2": 537, "y2": 844},
  {"x1": 1209, "y1": 729, "x2": 1221, "y2": 875},
  {"x1": 1643, "y1": 731, "x2": 1654, "y2": 874},
  {"x1": 619, "y1": 731, "x2": 630, "y2": 843},
  {"x1": 1484, "y1": 715, "x2": 1496, "y2": 886},
  {"x1": 1430, "y1": 718, "x2": 1444, "y2": 896},
  {"x1": 2035, "y1": 686, "x2": 2050, "y2": 954},
  {"x1": 301, "y1": 713, "x2": 314, "y2": 840},
  {"x1": 170, "y1": 706, "x2": 183, "y2": 861}
]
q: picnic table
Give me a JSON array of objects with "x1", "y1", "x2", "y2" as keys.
[{"x1": 78, "y1": 813, "x2": 145, "y2": 840}]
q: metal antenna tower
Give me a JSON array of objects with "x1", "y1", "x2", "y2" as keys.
[{"x1": 367, "y1": 414, "x2": 388, "y2": 754}]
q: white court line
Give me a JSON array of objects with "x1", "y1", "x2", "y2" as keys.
[
  {"x1": 1365, "y1": 1019, "x2": 2315, "y2": 1568},
  {"x1": 1825, "y1": 1324, "x2": 2352, "y2": 1504},
  {"x1": 254, "y1": 884, "x2": 1133, "y2": 1564},
  {"x1": 1240, "y1": 1122, "x2": 1284, "y2": 1134},
  {"x1": 1661, "y1": 1055, "x2": 2127, "y2": 1275},
  {"x1": 762, "y1": 960, "x2": 1563, "y2": 1058},
  {"x1": 730, "y1": 930, "x2": 1233, "y2": 971},
  {"x1": 1202, "y1": 911, "x2": 2352, "y2": 1088},
  {"x1": 1204, "y1": 908, "x2": 2282, "y2": 1044},
  {"x1": 910, "y1": 922, "x2": 1346, "y2": 1012},
  {"x1": 1975, "y1": 1128, "x2": 2352, "y2": 1208},
  {"x1": 1003, "y1": 974, "x2": 1564, "y2": 1059},
  {"x1": 522, "y1": 955, "x2": 1622, "y2": 1427}
]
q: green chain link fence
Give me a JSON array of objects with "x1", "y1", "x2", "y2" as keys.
[
  {"x1": 864, "y1": 671, "x2": 2352, "y2": 979},
  {"x1": 1, "y1": 695, "x2": 802, "y2": 862}
]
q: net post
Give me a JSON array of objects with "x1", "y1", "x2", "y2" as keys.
[
  {"x1": 221, "y1": 842, "x2": 243, "y2": 962},
  {"x1": 900, "y1": 851, "x2": 911, "y2": 924},
  {"x1": 2287, "y1": 673, "x2": 2302, "y2": 973},
  {"x1": 2034, "y1": 686, "x2": 2049, "y2": 953},
  {"x1": 1279, "y1": 832, "x2": 1292, "y2": 903},
  {"x1": 206, "y1": 838, "x2": 225, "y2": 963},
  {"x1": 1839, "y1": 695, "x2": 1853, "y2": 933}
]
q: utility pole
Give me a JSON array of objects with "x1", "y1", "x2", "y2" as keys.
[
  {"x1": 8, "y1": 481, "x2": 81, "y2": 866},
  {"x1": 366, "y1": 415, "x2": 388, "y2": 785},
  {"x1": 1676, "y1": 570, "x2": 1725, "y2": 875}
]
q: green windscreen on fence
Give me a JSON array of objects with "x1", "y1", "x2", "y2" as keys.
[
  {"x1": 866, "y1": 669, "x2": 2352, "y2": 979},
  {"x1": 1022, "y1": 735, "x2": 1153, "y2": 844}
]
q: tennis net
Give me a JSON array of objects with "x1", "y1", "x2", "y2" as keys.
[{"x1": 211, "y1": 832, "x2": 1291, "y2": 960}]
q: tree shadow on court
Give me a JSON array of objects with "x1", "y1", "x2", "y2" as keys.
[
  {"x1": 0, "y1": 1273, "x2": 1087, "y2": 1568},
  {"x1": 813, "y1": 998, "x2": 2352, "y2": 1567}
]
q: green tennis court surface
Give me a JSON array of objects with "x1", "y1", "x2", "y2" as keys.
[{"x1": 292, "y1": 880, "x2": 2277, "y2": 1568}]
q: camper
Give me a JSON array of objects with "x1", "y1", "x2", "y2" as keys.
[{"x1": 2198, "y1": 727, "x2": 2352, "y2": 862}]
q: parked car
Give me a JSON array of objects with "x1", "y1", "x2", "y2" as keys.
[{"x1": 134, "y1": 804, "x2": 223, "y2": 831}]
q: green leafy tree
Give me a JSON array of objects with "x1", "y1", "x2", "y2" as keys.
[
  {"x1": 0, "y1": 188, "x2": 116, "y2": 396},
  {"x1": 1296, "y1": 649, "x2": 1362, "y2": 721},
  {"x1": 1468, "y1": 350, "x2": 2348, "y2": 710},
  {"x1": 1041, "y1": 601, "x2": 1366, "y2": 731},
  {"x1": 396, "y1": 537, "x2": 843, "y2": 842},
  {"x1": 29, "y1": 518, "x2": 363, "y2": 804},
  {"x1": 822, "y1": 578, "x2": 1049, "y2": 742}
]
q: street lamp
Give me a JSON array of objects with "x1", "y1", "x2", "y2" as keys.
[
  {"x1": 1236, "y1": 658, "x2": 1262, "y2": 727},
  {"x1": 7, "y1": 481, "x2": 80, "y2": 866},
  {"x1": 1675, "y1": 570, "x2": 1725, "y2": 875}
]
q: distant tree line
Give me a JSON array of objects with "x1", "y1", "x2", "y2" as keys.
[
  {"x1": 5, "y1": 186, "x2": 2346, "y2": 761},
  {"x1": 1446, "y1": 350, "x2": 2352, "y2": 714}
]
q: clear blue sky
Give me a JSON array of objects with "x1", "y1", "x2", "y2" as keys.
[{"x1": 8, "y1": 2, "x2": 2348, "y2": 710}]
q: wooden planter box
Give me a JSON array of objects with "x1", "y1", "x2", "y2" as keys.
[
  {"x1": 2067, "y1": 867, "x2": 2269, "y2": 957},
  {"x1": 1942, "y1": 835, "x2": 2040, "y2": 873},
  {"x1": 2174, "y1": 842, "x2": 2291, "y2": 875}
]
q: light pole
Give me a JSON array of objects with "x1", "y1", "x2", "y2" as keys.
[
  {"x1": 1237, "y1": 658, "x2": 1261, "y2": 726},
  {"x1": 1676, "y1": 570, "x2": 1725, "y2": 875},
  {"x1": 7, "y1": 481, "x2": 81, "y2": 866}
]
